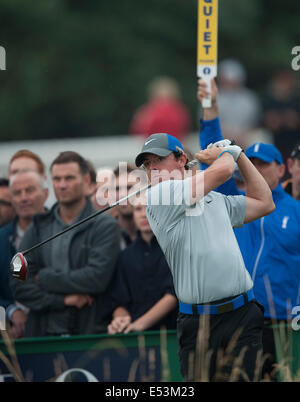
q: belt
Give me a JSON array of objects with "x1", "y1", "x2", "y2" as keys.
[{"x1": 179, "y1": 289, "x2": 255, "y2": 315}]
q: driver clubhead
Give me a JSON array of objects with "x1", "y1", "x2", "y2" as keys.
[{"x1": 10, "y1": 252, "x2": 28, "y2": 282}]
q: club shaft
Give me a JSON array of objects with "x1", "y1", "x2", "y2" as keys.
[{"x1": 23, "y1": 183, "x2": 151, "y2": 256}]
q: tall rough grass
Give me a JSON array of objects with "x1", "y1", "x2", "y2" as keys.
[{"x1": 0, "y1": 324, "x2": 299, "y2": 382}]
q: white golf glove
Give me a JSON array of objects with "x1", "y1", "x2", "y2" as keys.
[
  {"x1": 207, "y1": 139, "x2": 242, "y2": 162},
  {"x1": 207, "y1": 139, "x2": 232, "y2": 149}
]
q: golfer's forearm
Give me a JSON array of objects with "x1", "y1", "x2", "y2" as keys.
[
  {"x1": 133, "y1": 294, "x2": 177, "y2": 330},
  {"x1": 237, "y1": 153, "x2": 273, "y2": 202},
  {"x1": 192, "y1": 153, "x2": 235, "y2": 201}
]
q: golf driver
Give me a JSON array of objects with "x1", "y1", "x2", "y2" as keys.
[{"x1": 10, "y1": 182, "x2": 151, "y2": 281}]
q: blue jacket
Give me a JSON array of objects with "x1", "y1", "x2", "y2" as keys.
[
  {"x1": 199, "y1": 118, "x2": 300, "y2": 319},
  {"x1": 0, "y1": 219, "x2": 16, "y2": 308}
]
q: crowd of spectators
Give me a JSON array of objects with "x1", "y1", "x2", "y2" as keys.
[
  {"x1": 0, "y1": 62, "x2": 300, "y2": 381},
  {"x1": 0, "y1": 149, "x2": 178, "y2": 339}
]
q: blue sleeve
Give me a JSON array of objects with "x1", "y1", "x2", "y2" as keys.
[
  {"x1": 199, "y1": 117, "x2": 224, "y2": 150},
  {"x1": 199, "y1": 117, "x2": 243, "y2": 196}
]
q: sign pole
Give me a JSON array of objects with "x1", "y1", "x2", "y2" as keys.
[{"x1": 197, "y1": 0, "x2": 218, "y2": 108}]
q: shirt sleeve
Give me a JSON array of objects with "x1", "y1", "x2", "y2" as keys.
[
  {"x1": 110, "y1": 256, "x2": 131, "y2": 310},
  {"x1": 222, "y1": 194, "x2": 246, "y2": 228},
  {"x1": 199, "y1": 117, "x2": 243, "y2": 196},
  {"x1": 199, "y1": 117, "x2": 224, "y2": 155},
  {"x1": 97, "y1": 254, "x2": 132, "y2": 324},
  {"x1": 161, "y1": 271, "x2": 176, "y2": 297}
]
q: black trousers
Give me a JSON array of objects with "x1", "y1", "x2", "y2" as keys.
[
  {"x1": 261, "y1": 318, "x2": 289, "y2": 382},
  {"x1": 177, "y1": 301, "x2": 264, "y2": 382},
  {"x1": 261, "y1": 321, "x2": 277, "y2": 381}
]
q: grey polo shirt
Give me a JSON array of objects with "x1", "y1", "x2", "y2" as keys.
[{"x1": 146, "y1": 177, "x2": 253, "y2": 304}]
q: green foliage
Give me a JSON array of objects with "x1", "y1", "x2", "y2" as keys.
[{"x1": 0, "y1": 0, "x2": 299, "y2": 141}]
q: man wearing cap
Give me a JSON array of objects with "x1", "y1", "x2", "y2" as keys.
[
  {"x1": 135, "y1": 130, "x2": 275, "y2": 381},
  {"x1": 283, "y1": 142, "x2": 300, "y2": 200},
  {"x1": 198, "y1": 78, "x2": 300, "y2": 381}
]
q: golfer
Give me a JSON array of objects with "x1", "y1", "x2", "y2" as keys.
[{"x1": 135, "y1": 133, "x2": 275, "y2": 381}]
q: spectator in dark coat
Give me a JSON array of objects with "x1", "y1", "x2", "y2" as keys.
[
  {"x1": 0, "y1": 170, "x2": 48, "y2": 338},
  {"x1": 11, "y1": 152, "x2": 120, "y2": 337}
]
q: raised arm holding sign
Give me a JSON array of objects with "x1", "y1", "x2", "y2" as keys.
[{"x1": 197, "y1": 0, "x2": 218, "y2": 108}]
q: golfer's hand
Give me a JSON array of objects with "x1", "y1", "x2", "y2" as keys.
[
  {"x1": 220, "y1": 144, "x2": 242, "y2": 162},
  {"x1": 197, "y1": 78, "x2": 218, "y2": 105},
  {"x1": 64, "y1": 294, "x2": 93, "y2": 309},
  {"x1": 195, "y1": 146, "x2": 224, "y2": 165},
  {"x1": 208, "y1": 139, "x2": 232, "y2": 149},
  {"x1": 107, "y1": 315, "x2": 131, "y2": 334},
  {"x1": 207, "y1": 139, "x2": 242, "y2": 162}
]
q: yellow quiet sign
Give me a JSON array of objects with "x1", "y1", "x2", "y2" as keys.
[{"x1": 197, "y1": 0, "x2": 218, "y2": 107}]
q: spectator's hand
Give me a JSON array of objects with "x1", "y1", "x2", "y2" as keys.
[
  {"x1": 197, "y1": 78, "x2": 218, "y2": 105},
  {"x1": 123, "y1": 320, "x2": 145, "y2": 334},
  {"x1": 195, "y1": 146, "x2": 224, "y2": 165},
  {"x1": 10, "y1": 309, "x2": 27, "y2": 338},
  {"x1": 64, "y1": 294, "x2": 93, "y2": 309},
  {"x1": 107, "y1": 315, "x2": 131, "y2": 334}
]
